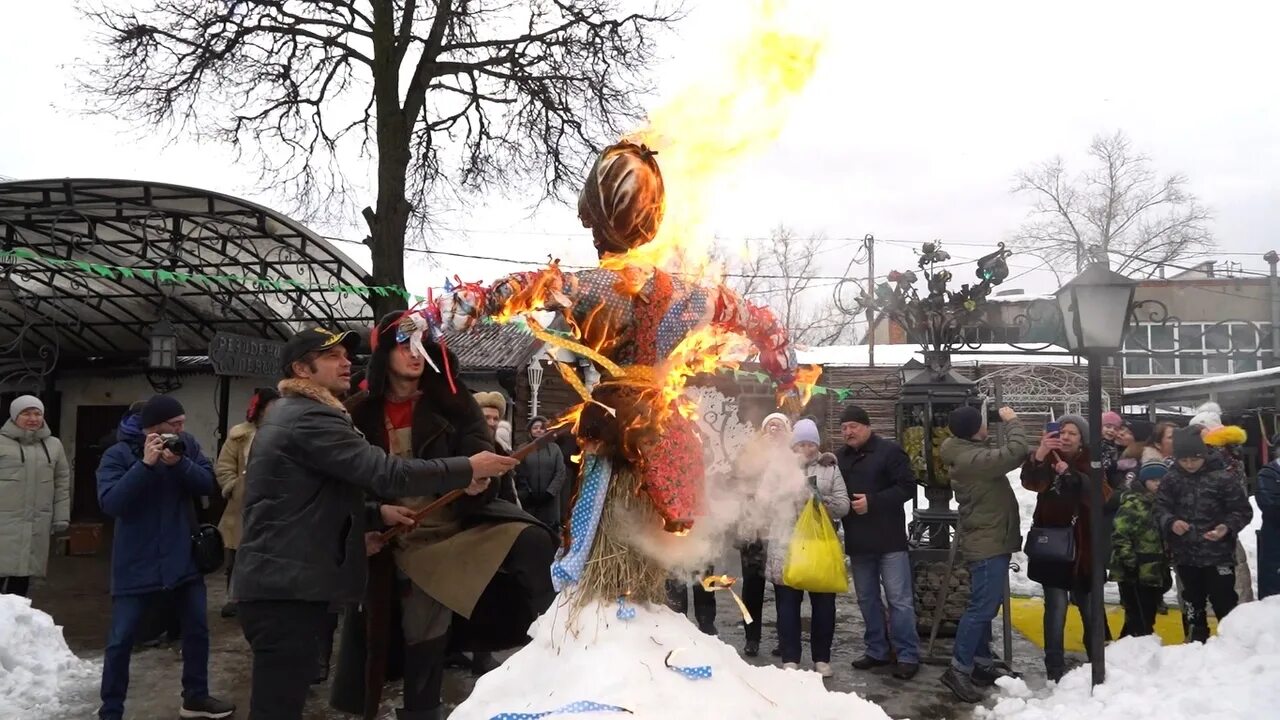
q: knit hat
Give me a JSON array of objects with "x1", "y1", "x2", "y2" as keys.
[
  {"x1": 947, "y1": 406, "x2": 984, "y2": 440},
  {"x1": 840, "y1": 405, "x2": 871, "y2": 427},
  {"x1": 9, "y1": 395, "x2": 44, "y2": 422},
  {"x1": 1172, "y1": 426, "x2": 1207, "y2": 460},
  {"x1": 1137, "y1": 461, "x2": 1168, "y2": 485},
  {"x1": 761, "y1": 412, "x2": 791, "y2": 432},
  {"x1": 1126, "y1": 419, "x2": 1155, "y2": 444},
  {"x1": 1102, "y1": 411, "x2": 1123, "y2": 428},
  {"x1": 139, "y1": 394, "x2": 185, "y2": 428},
  {"x1": 1058, "y1": 414, "x2": 1089, "y2": 440},
  {"x1": 791, "y1": 418, "x2": 821, "y2": 447},
  {"x1": 1189, "y1": 402, "x2": 1223, "y2": 430}
]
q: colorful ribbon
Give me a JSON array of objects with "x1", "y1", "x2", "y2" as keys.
[
  {"x1": 700, "y1": 575, "x2": 753, "y2": 625},
  {"x1": 490, "y1": 701, "x2": 632, "y2": 720},
  {"x1": 616, "y1": 596, "x2": 636, "y2": 621},
  {"x1": 664, "y1": 650, "x2": 713, "y2": 681},
  {"x1": 550, "y1": 454, "x2": 612, "y2": 591}
]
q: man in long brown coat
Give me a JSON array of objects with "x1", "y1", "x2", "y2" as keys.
[{"x1": 331, "y1": 312, "x2": 556, "y2": 720}]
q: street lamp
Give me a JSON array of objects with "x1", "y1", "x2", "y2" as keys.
[
  {"x1": 527, "y1": 358, "x2": 545, "y2": 419},
  {"x1": 1053, "y1": 262, "x2": 1137, "y2": 688},
  {"x1": 148, "y1": 319, "x2": 177, "y2": 371}
]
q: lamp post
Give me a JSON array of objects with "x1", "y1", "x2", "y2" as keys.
[
  {"x1": 1053, "y1": 262, "x2": 1137, "y2": 688},
  {"x1": 148, "y1": 319, "x2": 177, "y2": 371},
  {"x1": 527, "y1": 358, "x2": 545, "y2": 419}
]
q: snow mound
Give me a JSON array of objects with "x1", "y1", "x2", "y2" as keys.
[
  {"x1": 0, "y1": 594, "x2": 98, "y2": 718},
  {"x1": 451, "y1": 596, "x2": 893, "y2": 720},
  {"x1": 978, "y1": 595, "x2": 1280, "y2": 720}
]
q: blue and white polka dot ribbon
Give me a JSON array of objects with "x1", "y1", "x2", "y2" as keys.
[
  {"x1": 664, "y1": 650, "x2": 712, "y2": 681},
  {"x1": 489, "y1": 700, "x2": 632, "y2": 719},
  {"x1": 616, "y1": 596, "x2": 636, "y2": 621},
  {"x1": 550, "y1": 454, "x2": 612, "y2": 591}
]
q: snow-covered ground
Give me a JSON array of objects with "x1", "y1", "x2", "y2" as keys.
[
  {"x1": 451, "y1": 596, "x2": 893, "y2": 720},
  {"x1": 0, "y1": 595, "x2": 98, "y2": 718},
  {"x1": 978, "y1": 595, "x2": 1280, "y2": 720},
  {"x1": 1004, "y1": 472, "x2": 1264, "y2": 603}
]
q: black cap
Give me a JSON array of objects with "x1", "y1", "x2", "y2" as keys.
[
  {"x1": 1172, "y1": 426, "x2": 1207, "y2": 460},
  {"x1": 1126, "y1": 419, "x2": 1155, "y2": 444},
  {"x1": 282, "y1": 327, "x2": 360, "y2": 377},
  {"x1": 840, "y1": 404, "x2": 871, "y2": 426},
  {"x1": 947, "y1": 406, "x2": 984, "y2": 440}
]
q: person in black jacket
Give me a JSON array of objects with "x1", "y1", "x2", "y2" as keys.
[
  {"x1": 232, "y1": 327, "x2": 516, "y2": 720},
  {"x1": 837, "y1": 404, "x2": 921, "y2": 680}
]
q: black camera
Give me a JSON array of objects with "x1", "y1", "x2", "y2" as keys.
[{"x1": 159, "y1": 433, "x2": 186, "y2": 455}]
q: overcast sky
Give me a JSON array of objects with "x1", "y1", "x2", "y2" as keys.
[{"x1": 2, "y1": 0, "x2": 1279, "y2": 300}]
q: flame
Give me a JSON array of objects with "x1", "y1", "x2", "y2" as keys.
[
  {"x1": 791, "y1": 364, "x2": 824, "y2": 406},
  {"x1": 607, "y1": 0, "x2": 825, "y2": 280}
]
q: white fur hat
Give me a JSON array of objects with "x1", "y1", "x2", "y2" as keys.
[
  {"x1": 761, "y1": 412, "x2": 791, "y2": 432},
  {"x1": 1189, "y1": 402, "x2": 1223, "y2": 430}
]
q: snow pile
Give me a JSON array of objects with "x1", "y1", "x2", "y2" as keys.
[
  {"x1": 451, "y1": 597, "x2": 892, "y2": 720},
  {"x1": 978, "y1": 595, "x2": 1280, "y2": 720},
  {"x1": 0, "y1": 594, "x2": 97, "y2": 717}
]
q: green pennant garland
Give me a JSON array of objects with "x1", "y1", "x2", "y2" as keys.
[{"x1": 0, "y1": 244, "x2": 883, "y2": 402}]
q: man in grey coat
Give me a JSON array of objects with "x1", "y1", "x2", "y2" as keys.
[{"x1": 936, "y1": 405, "x2": 1028, "y2": 703}]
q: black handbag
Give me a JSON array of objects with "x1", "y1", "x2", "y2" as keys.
[
  {"x1": 1024, "y1": 517, "x2": 1077, "y2": 563},
  {"x1": 187, "y1": 499, "x2": 225, "y2": 574}
]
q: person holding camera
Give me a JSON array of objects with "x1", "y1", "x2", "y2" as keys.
[
  {"x1": 95, "y1": 394, "x2": 234, "y2": 720},
  {"x1": 936, "y1": 405, "x2": 1027, "y2": 702},
  {"x1": 233, "y1": 326, "x2": 517, "y2": 720}
]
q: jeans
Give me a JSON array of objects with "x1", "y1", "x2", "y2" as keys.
[
  {"x1": 849, "y1": 550, "x2": 920, "y2": 663},
  {"x1": 0, "y1": 576, "x2": 31, "y2": 597},
  {"x1": 740, "y1": 542, "x2": 766, "y2": 643},
  {"x1": 1042, "y1": 585, "x2": 1097, "y2": 674},
  {"x1": 1178, "y1": 564, "x2": 1237, "y2": 642},
  {"x1": 239, "y1": 600, "x2": 334, "y2": 720},
  {"x1": 951, "y1": 554, "x2": 1008, "y2": 673},
  {"x1": 774, "y1": 583, "x2": 835, "y2": 663},
  {"x1": 99, "y1": 579, "x2": 209, "y2": 719},
  {"x1": 1260, "y1": 522, "x2": 1280, "y2": 600}
]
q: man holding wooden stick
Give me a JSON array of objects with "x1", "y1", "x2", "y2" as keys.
[
  {"x1": 232, "y1": 326, "x2": 516, "y2": 720},
  {"x1": 331, "y1": 312, "x2": 557, "y2": 720}
]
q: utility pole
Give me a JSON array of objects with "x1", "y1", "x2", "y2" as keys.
[
  {"x1": 865, "y1": 233, "x2": 876, "y2": 367},
  {"x1": 1266, "y1": 251, "x2": 1279, "y2": 366}
]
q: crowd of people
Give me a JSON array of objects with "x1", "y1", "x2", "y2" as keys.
[{"x1": 1, "y1": 362, "x2": 1278, "y2": 718}]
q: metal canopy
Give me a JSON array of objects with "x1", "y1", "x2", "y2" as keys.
[{"x1": 0, "y1": 179, "x2": 375, "y2": 381}]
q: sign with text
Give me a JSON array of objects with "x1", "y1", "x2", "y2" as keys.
[{"x1": 208, "y1": 332, "x2": 284, "y2": 378}]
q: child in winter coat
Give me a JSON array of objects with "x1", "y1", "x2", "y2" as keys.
[
  {"x1": 764, "y1": 418, "x2": 850, "y2": 677},
  {"x1": 1110, "y1": 461, "x2": 1173, "y2": 637},
  {"x1": 1153, "y1": 428, "x2": 1253, "y2": 642}
]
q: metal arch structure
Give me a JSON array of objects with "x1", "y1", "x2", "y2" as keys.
[
  {"x1": 975, "y1": 364, "x2": 1110, "y2": 417},
  {"x1": 0, "y1": 178, "x2": 376, "y2": 390}
]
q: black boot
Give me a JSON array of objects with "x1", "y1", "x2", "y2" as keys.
[
  {"x1": 940, "y1": 667, "x2": 984, "y2": 703},
  {"x1": 402, "y1": 636, "x2": 448, "y2": 715},
  {"x1": 692, "y1": 582, "x2": 717, "y2": 636},
  {"x1": 665, "y1": 580, "x2": 689, "y2": 615}
]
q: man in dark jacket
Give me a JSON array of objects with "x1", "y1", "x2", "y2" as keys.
[
  {"x1": 1154, "y1": 427, "x2": 1254, "y2": 642},
  {"x1": 331, "y1": 313, "x2": 556, "y2": 719},
  {"x1": 936, "y1": 405, "x2": 1026, "y2": 702},
  {"x1": 232, "y1": 326, "x2": 516, "y2": 720},
  {"x1": 837, "y1": 404, "x2": 921, "y2": 680},
  {"x1": 95, "y1": 395, "x2": 234, "y2": 720},
  {"x1": 1257, "y1": 437, "x2": 1280, "y2": 600}
]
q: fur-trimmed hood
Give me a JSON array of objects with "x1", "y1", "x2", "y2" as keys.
[{"x1": 277, "y1": 378, "x2": 347, "y2": 413}]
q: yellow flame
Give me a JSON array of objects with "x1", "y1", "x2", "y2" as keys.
[{"x1": 610, "y1": 0, "x2": 825, "y2": 279}]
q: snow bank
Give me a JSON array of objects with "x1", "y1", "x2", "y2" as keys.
[
  {"x1": 978, "y1": 595, "x2": 1280, "y2": 720},
  {"x1": 451, "y1": 596, "x2": 892, "y2": 720},
  {"x1": 0, "y1": 594, "x2": 97, "y2": 718}
]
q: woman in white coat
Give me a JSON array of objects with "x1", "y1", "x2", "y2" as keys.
[
  {"x1": 0, "y1": 395, "x2": 71, "y2": 596},
  {"x1": 765, "y1": 418, "x2": 850, "y2": 677}
]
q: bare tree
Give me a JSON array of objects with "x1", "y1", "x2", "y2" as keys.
[
  {"x1": 1012, "y1": 130, "x2": 1213, "y2": 277},
  {"x1": 720, "y1": 227, "x2": 859, "y2": 346},
  {"x1": 78, "y1": 0, "x2": 677, "y2": 316}
]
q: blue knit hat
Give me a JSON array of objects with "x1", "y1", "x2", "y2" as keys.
[{"x1": 1137, "y1": 461, "x2": 1168, "y2": 484}]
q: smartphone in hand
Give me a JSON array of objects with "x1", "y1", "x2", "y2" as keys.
[{"x1": 1044, "y1": 421, "x2": 1061, "y2": 435}]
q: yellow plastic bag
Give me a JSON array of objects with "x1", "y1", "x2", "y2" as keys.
[{"x1": 782, "y1": 498, "x2": 849, "y2": 593}]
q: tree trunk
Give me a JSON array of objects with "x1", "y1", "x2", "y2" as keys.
[{"x1": 367, "y1": 0, "x2": 411, "y2": 322}]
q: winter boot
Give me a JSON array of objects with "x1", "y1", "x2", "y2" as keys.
[
  {"x1": 402, "y1": 636, "x2": 448, "y2": 716},
  {"x1": 665, "y1": 580, "x2": 689, "y2": 615},
  {"x1": 940, "y1": 667, "x2": 984, "y2": 703},
  {"x1": 692, "y1": 582, "x2": 717, "y2": 636}
]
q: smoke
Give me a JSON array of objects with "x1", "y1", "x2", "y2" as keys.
[{"x1": 621, "y1": 433, "x2": 814, "y2": 575}]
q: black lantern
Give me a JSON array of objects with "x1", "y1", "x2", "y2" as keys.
[{"x1": 148, "y1": 319, "x2": 177, "y2": 371}]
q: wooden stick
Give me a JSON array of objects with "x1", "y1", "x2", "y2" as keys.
[{"x1": 378, "y1": 426, "x2": 570, "y2": 542}]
